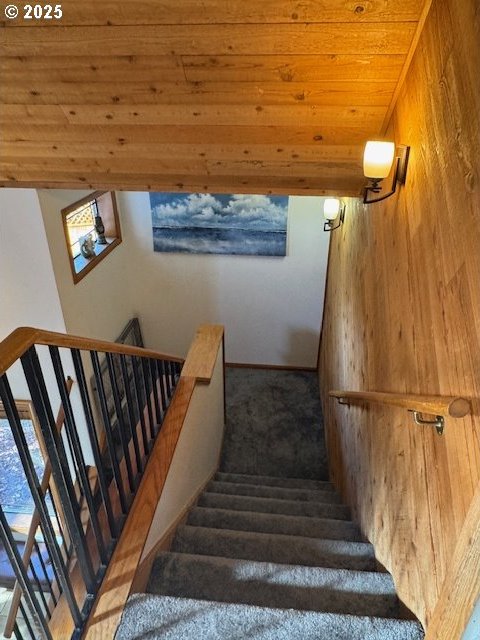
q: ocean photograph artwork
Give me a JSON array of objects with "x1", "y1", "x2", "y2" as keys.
[{"x1": 149, "y1": 192, "x2": 288, "y2": 256}]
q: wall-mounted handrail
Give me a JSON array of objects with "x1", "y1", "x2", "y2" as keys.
[
  {"x1": 330, "y1": 390, "x2": 470, "y2": 436},
  {"x1": 329, "y1": 390, "x2": 470, "y2": 418},
  {"x1": 0, "y1": 327, "x2": 184, "y2": 377}
]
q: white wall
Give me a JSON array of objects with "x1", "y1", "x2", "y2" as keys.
[
  {"x1": 0, "y1": 189, "x2": 66, "y2": 341},
  {"x1": 0, "y1": 188, "x2": 94, "y2": 463},
  {"x1": 0, "y1": 189, "x2": 67, "y2": 397},
  {"x1": 4, "y1": 188, "x2": 329, "y2": 368},
  {"x1": 119, "y1": 193, "x2": 329, "y2": 367},
  {"x1": 462, "y1": 598, "x2": 480, "y2": 640},
  {"x1": 37, "y1": 189, "x2": 135, "y2": 342},
  {"x1": 142, "y1": 347, "x2": 225, "y2": 560}
]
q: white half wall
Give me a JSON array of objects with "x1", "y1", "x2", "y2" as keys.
[
  {"x1": 119, "y1": 193, "x2": 330, "y2": 367},
  {"x1": 142, "y1": 347, "x2": 225, "y2": 560}
]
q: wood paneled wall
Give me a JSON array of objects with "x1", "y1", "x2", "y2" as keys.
[{"x1": 319, "y1": 0, "x2": 480, "y2": 631}]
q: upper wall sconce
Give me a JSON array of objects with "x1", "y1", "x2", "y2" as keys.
[
  {"x1": 323, "y1": 198, "x2": 345, "y2": 232},
  {"x1": 363, "y1": 140, "x2": 410, "y2": 204}
]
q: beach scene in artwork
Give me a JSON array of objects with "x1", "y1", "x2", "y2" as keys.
[{"x1": 149, "y1": 193, "x2": 288, "y2": 256}]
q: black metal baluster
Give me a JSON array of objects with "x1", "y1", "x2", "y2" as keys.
[
  {"x1": 33, "y1": 539, "x2": 57, "y2": 606},
  {"x1": 105, "y1": 353, "x2": 135, "y2": 493},
  {"x1": 141, "y1": 359, "x2": 156, "y2": 441},
  {"x1": 46, "y1": 486, "x2": 71, "y2": 561},
  {"x1": 27, "y1": 559, "x2": 51, "y2": 616},
  {"x1": 0, "y1": 505, "x2": 52, "y2": 640},
  {"x1": 174, "y1": 361, "x2": 182, "y2": 377},
  {"x1": 49, "y1": 346, "x2": 108, "y2": 566},
  {"x1": 19, "y1": 600, "x2": 38, "y2": 640},
  {"x1": 0, "y1": 375, "x2": 82, "y2": 629},
  {"x1": 168, "y1": 361, "x2": 176, "y2": 392},
  {"x1": 155, "y1": 360, "x2": 167, "y2": 416},
  {"x1": 21, "y1": 347, "x2": 96, "y2": 596},
  {"x1": 37, "y1": 523, "x2": 63, "y2": 602},
  {"x1": 149, "y1": 359, "x2": 162, "y2": 428},
  {"x1": 71, "y1": 349, "x2": 118, "y2": 537},
  {"x1": 91, "y1": 351, "x2": 128, "y2": 515},
  {"x1": 13, "y1": 622, "x2": 24, "y2": 640},
  {"x1": 132, "y1": 356, "x2": 149, "y2": 456},
  {"x1": 120, "y1": 355, "x2": 142, "y2": 476},
  {"x1": 163, "y1": 360, "x2": 172, "y2": 399}
]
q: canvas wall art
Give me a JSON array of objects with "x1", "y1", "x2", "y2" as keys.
[{"x1": 149, "y1": 192, "x2": 288, "y2": 256}]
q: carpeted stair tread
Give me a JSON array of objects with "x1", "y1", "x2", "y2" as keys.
[
  {"x1": 188, "y1": 506, "x2": 362, "y2": 541},
  {"x1": 198, "y1": 491, "x2": 350, "y2": 520},
  {"x1": 147, "y1": 552, "x2": 401, "y2": 618},
  {"x1": 208, "y1": 479, "x2": 342, "y2": 504},
  {"x1": 117, "y1": 594, "x2": 425, "y2": 640},
  {"x1": 215, "y1": 471, "x2": 333, "y2": 491},
  {"x1": 173, "y1": 525, "x2": 377, "y2": 571}
]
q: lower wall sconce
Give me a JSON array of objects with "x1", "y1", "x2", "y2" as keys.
[
  {"x1": 323, "y1": 198, "x2": 345, "y2": 232},
  {"x1": 363, "y1": 140, "x2": 410, "y2": 204}
]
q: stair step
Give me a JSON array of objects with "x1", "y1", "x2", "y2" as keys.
[
  {"x1": 216, "y1": 471, "x2": 333, "y2": 491},
  {"x1": 198, "y1": 491, "x2": 350, "y2": 520},
  {"x1": 117, "y1": 594, "x2": 425, "y2": 640},
  {"x1": 147, "y1": 552, "x2": 401, "y2": 618},
  {"x1": 188, "y1": 506, "x2": 362, "y2": 541},
  {"x1": 173, "y1": 525, "x2": 377, "y2": 571},
  {"x1": 208, "y1": 479, "x2": 342, "y2": 503}
]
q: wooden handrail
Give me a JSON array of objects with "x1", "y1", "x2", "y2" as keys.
[
  {"x1": 0, "y1": 326, "x2": 184, "y2": 376},
  {"x1": 4, "y1": 377, "x2": 74, "y2": 638},
  {"x1": 329, "y1": 390, "x2": 471, "y2": 418}
]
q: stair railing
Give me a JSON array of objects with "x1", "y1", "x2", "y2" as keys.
[
  {"x1": 3, "y1": 377, "x2": 74, "y2": 639},
  {"x1": 0, "y1": 327, "x2": 183, "y2": 640},
  {"x1": 329, "y1": 389, "x2": 470, "y2": 435}
]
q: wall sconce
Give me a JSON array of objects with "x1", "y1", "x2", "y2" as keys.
[
  {"x1": 363, "y1": 141, "x2": 410, "y2": 204},
  {"x1": 323, "y1": 198, "x2": 345, "y2": 231}
]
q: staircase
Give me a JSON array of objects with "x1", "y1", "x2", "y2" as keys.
[{"x1": 116, "y1": 471, "x2": 424, "y2": 639}]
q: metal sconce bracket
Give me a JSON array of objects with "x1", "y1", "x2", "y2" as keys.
[
  {"x1": 324, "y1": 203, "x2": 346, "y2": 232},
  {"x1": 410, "y1": 410, "x2": 445, "y2": 436},
  {"x1": 363, "y1": 145, "x2": 410, "y2": 204}
]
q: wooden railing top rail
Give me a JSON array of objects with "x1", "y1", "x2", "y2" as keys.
[
  {"x1": 0, "y1": 326, "x2": 184, "y2": 376},
  {"x1": 329, "y1": 390, "x2": 471, "y2": 418},
  {"x1": 181, "y1": 324, "x2": 224, "y2": 383}
]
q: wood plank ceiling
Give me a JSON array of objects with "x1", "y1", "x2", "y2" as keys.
[{"x1": 0, "y1": 1, "x2": 430, "y2": 195}]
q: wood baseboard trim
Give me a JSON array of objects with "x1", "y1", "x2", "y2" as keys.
[
  {"x1": 131, "y1": 468, "x2": 218, "y2": 594},
  {"x1": 226, "y1": 362, "x2": 316, "y2": 372}
]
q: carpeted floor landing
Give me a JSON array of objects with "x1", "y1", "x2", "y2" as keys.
[{"x1": 221, "y1": 367, "x2": 328, "y2": 480}]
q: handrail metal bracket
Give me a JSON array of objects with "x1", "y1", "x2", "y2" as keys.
[
  {"x1": 338, "y1": 398, "x2": 350, "y2": 406},
  {"x1": 411, "y1": 410, "x2": 445, "y2": 436}
]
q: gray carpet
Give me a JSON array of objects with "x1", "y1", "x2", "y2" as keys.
[
  {"x1": 221, "y1": 368, "x2": 328, "y2": 480},
  {"x1": 116, "y1": 594, "x2": 424, "y2": 640},
  {"x1": 116, "y1": 473, "x2": 424, "y2": 639},
  {"x1": 116, "y1": 370, "x2": 424, "y2": 639}
]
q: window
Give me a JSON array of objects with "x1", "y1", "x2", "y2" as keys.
[{"x1": 62, "y1": 191, "x2": 122, "y2": 283}]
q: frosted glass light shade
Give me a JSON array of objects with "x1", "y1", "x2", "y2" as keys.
[
  {"x1": 363, "y1": 141, "x2": 395, "y2": 179},
  {"x1": 323, "y1": 198, "x2": 341, "y2": 220}
]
